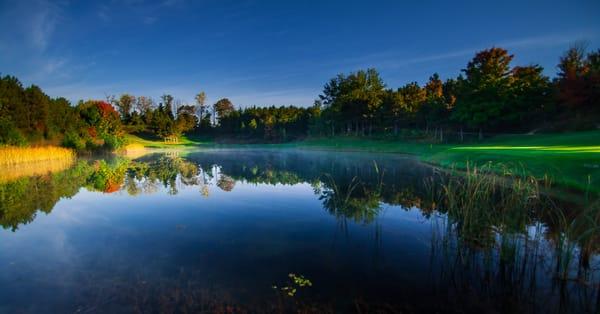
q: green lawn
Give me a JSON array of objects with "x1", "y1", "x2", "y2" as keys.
[
  {"x1": 124, "y1": 133, "x2": 214, "y2": 149},
  {"x1": 126, "y1": 131, "x2": 600, "y2": 194},
  {"x1": 288, "y1": 131, "x2": 600, "y2": 195}
]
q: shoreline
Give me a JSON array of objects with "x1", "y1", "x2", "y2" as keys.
[{"x1": 2, "y1": 131, "x2": 598, "y2": 195}]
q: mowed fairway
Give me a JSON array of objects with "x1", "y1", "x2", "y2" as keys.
[{"x1": 433, "y1": 136, "x2": 599, "y2": 194}]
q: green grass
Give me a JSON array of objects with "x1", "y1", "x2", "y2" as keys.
[
  {"x1": 126, "y1": 130, "x2": 600, "y2": 194},
  {"x1": 124, "y1": 133, "x2": 214, "y2": 149},
  {"x1": 433, "y1": 132, "x2": 599, "y2": 194},
  {"x1": 288, "y1": 131, "x2": 600, "y2": 195}
]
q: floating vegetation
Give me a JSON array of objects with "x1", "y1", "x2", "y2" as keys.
[{"x1": 272, "y1": 273, "x2": 313, "y2": 297}]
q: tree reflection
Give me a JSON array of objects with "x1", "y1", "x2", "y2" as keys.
[
  {"x1": 0, "y1": 155, "x2": 203, "y2": 229},
  {"x1": 217, "y1": 174, "x2": 235, "y2": 192},
  {"x1": 0, "y1": 161, "x2": 93, "y2": 231}
]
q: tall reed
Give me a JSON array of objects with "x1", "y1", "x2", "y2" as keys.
[
  {"x1": 435, "y1": 162, "x2": 599, "y2": 281},
  {"x1": 438, "y1": 162, "x2": 539, "y2": 247},
  {"x1": 0, "y1": 146, "x2": 76, "y2": 165}
]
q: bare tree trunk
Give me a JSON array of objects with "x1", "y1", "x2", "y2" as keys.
[
  {"x1": 479, "y1": 128, "x2": 483, "y2": 140},
  {"x1": 460, "y1": 128, "x2": 464, "y2": 142}
]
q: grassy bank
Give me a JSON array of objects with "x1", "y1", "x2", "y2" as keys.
[
  {"x1": 0, "y1": 146, "x2": 76, "y2": 166},
  {"x1": 124, "y1": 133, "x2": 213, "y2": 149},
  {"x1": 288, "y1": 131, "x2": 600, "y2": 194}
]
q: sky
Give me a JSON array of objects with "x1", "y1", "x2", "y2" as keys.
[{"x1": 0, "y1": 0, "x2": 599, "y2": 108}]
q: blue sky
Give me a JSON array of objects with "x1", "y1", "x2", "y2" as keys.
[{"x1": 1, "y1": 0, "x2": 599, "y2": 107}]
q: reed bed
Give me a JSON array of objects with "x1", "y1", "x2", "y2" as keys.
[
  {"x1": 436, "y1": 162, "x2": 600, "y2": 281},
  {"x1": 0, "y1": 146, "x2": 76, "y2": 166},
  {"x1": 438, "y1": 162, "x2": 540, "y2": 248}
]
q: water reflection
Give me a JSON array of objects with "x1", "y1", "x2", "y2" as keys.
[{"x1": 0, "y1": 150, "x2": 598, "y2": 313}]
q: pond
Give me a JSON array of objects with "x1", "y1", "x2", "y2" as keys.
[{"x1": 0, "y1": 150, "x2": 598, "y2": 313}]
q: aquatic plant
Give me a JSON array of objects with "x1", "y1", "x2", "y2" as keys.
[
  {"x1": 546, "y1": 199, "x2": 600, "y2": 281},
  {"x1": 272, "y1": 273, "x2": 313, "y2": 297},
  {"x1": 318, "y1": 161, "x2": 386, "y2": 225},
  {"x1": 427, "y1": 161, "x2": 600, "y2": 312},
  {"x1": 436, "y1": 162, "x2": 540, "y2": 248}
]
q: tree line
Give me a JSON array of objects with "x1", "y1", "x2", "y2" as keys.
[
  {"x1": 112, "y1": 92, "x2": 319, "y2": 142},
  {"x1": 1, "y1": 45, "x2": 598, "y2": 148},
  {"x1": 119, "y1": 44, "x2": 600, "y2": 141},
  {"x1": 315, "y1": 45, "x2": 599, "y2": 139}
]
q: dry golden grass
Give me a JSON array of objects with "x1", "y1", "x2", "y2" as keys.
[
  {"x1": 0, "y1": 158, "x2": 75, "y2": 183},
  {"x1": 0, "y1": 146, "x2": 76, "y2": 166}
]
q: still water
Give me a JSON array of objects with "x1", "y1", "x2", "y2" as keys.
[{"x1": 0, "y1": 150, "x2": 598, "y2": 313}]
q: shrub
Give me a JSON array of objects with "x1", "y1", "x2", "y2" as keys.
[
  {"x1": 62, "y1": 131, "x2": 86, "y2": 151},
  {"x1": 86, "y1": 139, "x2": 98, "y2": 151},
  {"x1": 102, "y1": 134, "x2": 125, "y2": 150}
]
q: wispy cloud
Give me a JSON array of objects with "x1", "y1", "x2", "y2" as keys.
[
  {"x1": 0, "y1": 0, "x2": 72, "y2": 84},
  {"x1": 225, "y1": 88, "x2": 317, "y2": 107},
  {"x1": 324, "y1": 30, "x2": 600, "y2": 72},
  {"x1": 41, "y1": 58, "x2": 69, "y2": 77},
  {"x1": 498, "y1": 31, "x2": 596, "y2": 49},
  {"x1": 143, "y1": 16, "x2": 157, "y2": 24},
  {"x1": 95, "y1": 0, "x2": 183, "y2": 25},
  {"x1": 162, "y1": 0, "x2": 185, "y2": 7},
  {"x1": 0, "y1": 0, "x2": 64, "y2": 53},
  {"x1": 29, "y1": 3, "x2": 60, "y2": 51},
  {"x1": 97, "y1": 4, "x2": 111, "y2": 22}
]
